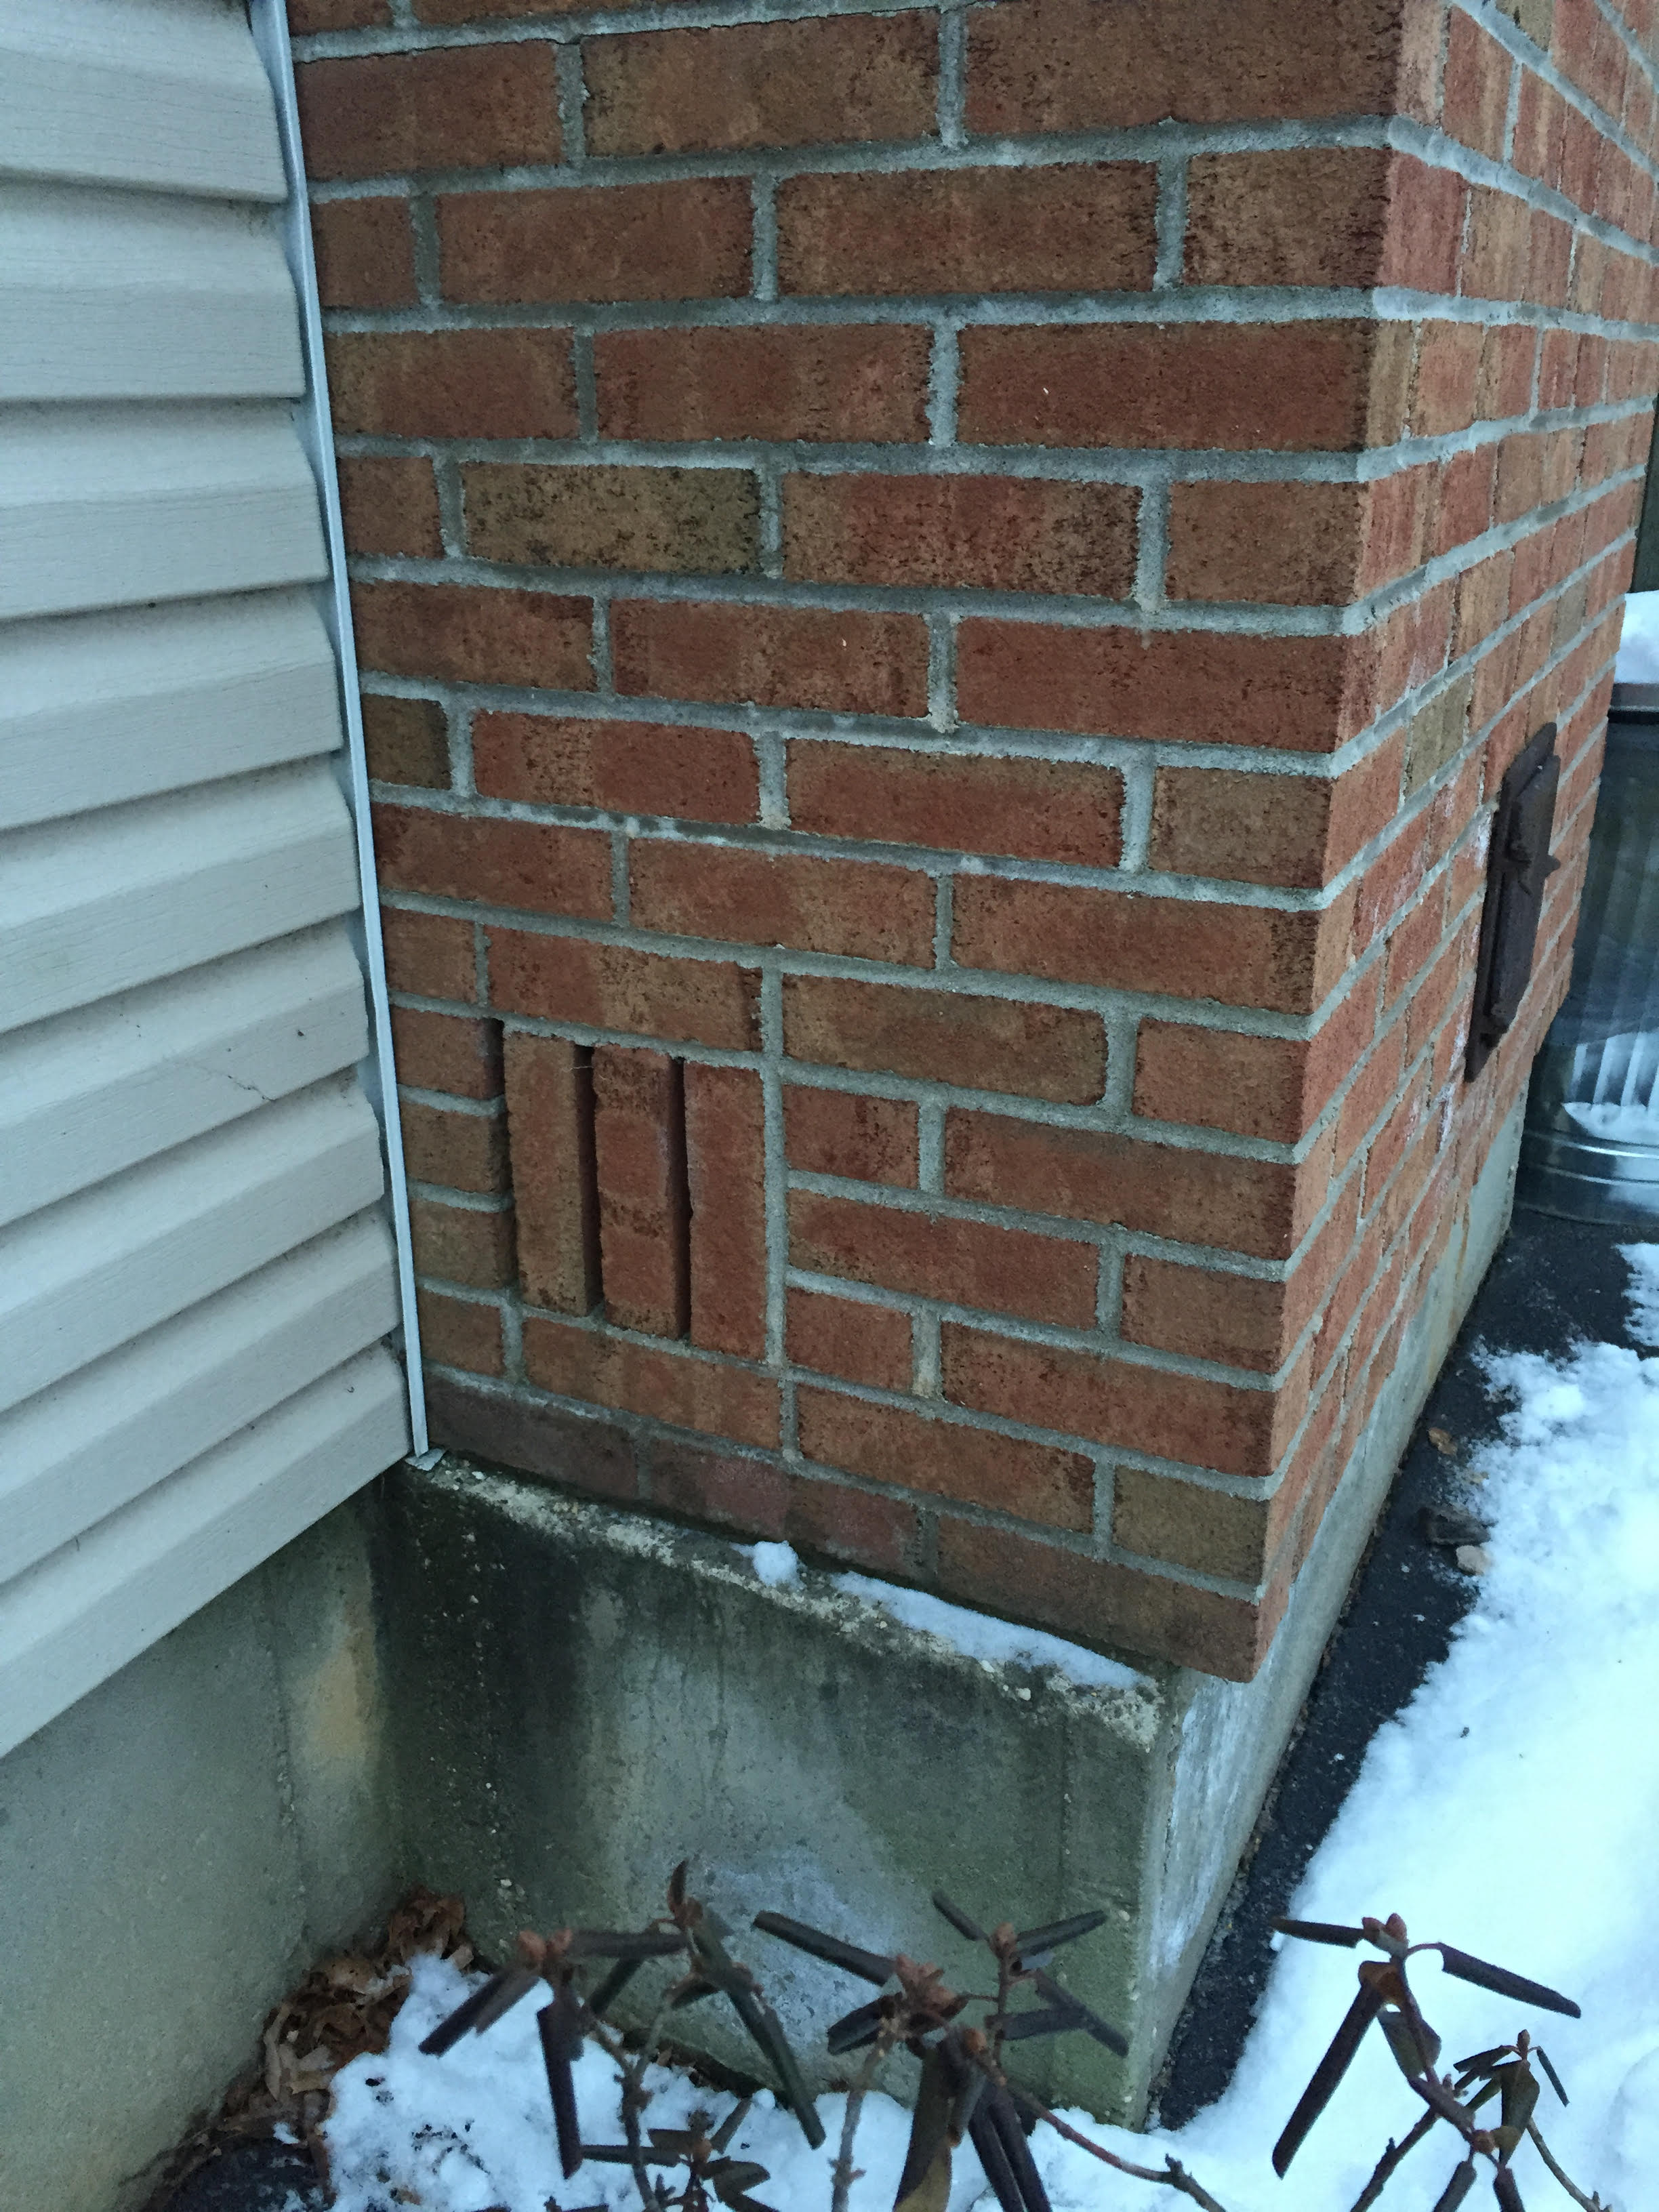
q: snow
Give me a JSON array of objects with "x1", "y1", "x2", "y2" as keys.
[
  {"x1": 1616, "y1": 590, "x2": 1659, "y2": 682},
  {"x1": 830, "y1": 1572, "x2": 1147, "y2": 1695},
  {"x1": 327, "y1": 1251, "x2": 1659, "y2": 2209},
  {"x1": 746, "y1": 1539, "x2": 801, "y2": 1589}
]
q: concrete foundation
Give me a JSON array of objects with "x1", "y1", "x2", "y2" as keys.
[{"x1": 0, "y1": 1102, "x2": 1522, "y2": 2202}]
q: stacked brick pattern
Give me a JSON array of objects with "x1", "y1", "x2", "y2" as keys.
[{"x1": 293, "y1": 0, "x2": 1659, "y2": 1677}]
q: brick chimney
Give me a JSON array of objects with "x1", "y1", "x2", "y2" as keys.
[{"x1": 293, "y1": 0, "x2": 1658, "y2": 1679}]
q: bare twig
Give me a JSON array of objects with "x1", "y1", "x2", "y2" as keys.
[
  {"x1": 1527, "y1": 2121, "x2": 1608, "y2": 2211},
  {"x1": 1349, "y1": 2108, "x2": 1439, "y2": 2210},
  {"x1": 617, "y1": 1986, "x2": 679, "y2": 2212},
  {"x1": 996, "y1": 2075, "x2": 1231, "y2": 2211},
  {"x1": 830, "y1": 2030, "x2": 892, "y2": 2212}
]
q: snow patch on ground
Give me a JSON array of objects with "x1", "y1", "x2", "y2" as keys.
[
  {"x1": 329, "y1": 1258, "x2": 1659, "y2": 2207},
  {"x1": 1616, "y1": 590, "x2": 1659, "y2": 681}
]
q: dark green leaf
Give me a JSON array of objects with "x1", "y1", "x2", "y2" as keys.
[
  {"x1": 1272, "y1": 1983, "x2": 1386, "y2": 2175},
  {"x1": 932, "y1": 1892, "x2": 987, "y2": 1944},
  {"x1": 752, "y1": 1912, "x2": 893, "y2": 1986},
  {"x1": 1492, "y1": 2165, "x2": 1527, "y2": 2210},
  {"x1": 709, "y1": 2160, "x2": 770, "y2": 2201},
  {"x1": 710, "y1": 2097, "x2": 752, "y2": 2152},
  {"x1": 692, "y1": 1923, "x2": 824, "y2": 2148},
  {"x1": 1534, "y1": 2047, "x2": 1568, "y2": 2106},
  {"x1": 586, "y1": 1956, "x2": 641, "y2": 2020},
  {"x1": 670, "y1": 1979, "x2": 718, "y2": 2010},
  {"x1": 1027, "y1": 1970, "x2": 1128, "y2": 2058},
  {"x1": 1435, "y1": 1947, "x2": 1580, "y2": 2018},
  {"x1": 1430, "y1": 2158, "x2": 1478, "y2": 2211},
  {"x1": 1453, "y1": 2044, "x2": 1515, "y2": 2083},
  {"x1": 967, "y1": 2103, "x2": 1023, "y2": 2212},
  {"x1": 1275, "y1": 1919, "x2": 1364, "y2": 1948},
  {"x1": 537, "y1": 1988, "x2": 585, "y2": 2178},
  {"x1": 1011, "y1": 1912, "x2": 1105, "y2": 1961},
  {"x1": 1379, "y1": 2007, "x2": 1440, "y2": 2079},
  {"x1": 982, "y1": 2081, "x2": 1051, "y2": 2212},
  {"x1": 827, "y1": 1997, "x2": 888, "y2": 2055},
  {"x1": 419, "y1": 1968, "x2": 538, "y2": 2057},
  {"x1": 989, "y1": 2007, "x2": 1081, "y2": 2045},
  {"x1": 1498, "y1": 2062, "x2": 1539, "y2": 2146}
]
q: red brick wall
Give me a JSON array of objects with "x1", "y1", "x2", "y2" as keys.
[{"x1": 293, "y1": 0, "x2": 1659, "y2": 1679}]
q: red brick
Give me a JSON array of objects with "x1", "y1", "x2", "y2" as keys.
[
  {"x1": 291, "y1": 0, "x2": 389, "y2": 25},
  {"x1": 426, "y1": 1375, "x2": 639, "y2": 1503},
  {"x1": 596, "y1": 325, "x2": 930, "y2": 445},
  {"x1": 488, "y1": 930, "x2": 760, "y2": 1050},
  {"x1": 1479, "y1": 324, "x2": 1538, "y2": 420},
  {"x1": 1147, "y1": 744, "x2": 1401, "y2": 890},
  {"x1": 439, "y1": 180, "x2": 751, "y2": 304},
  {"x1": 958, "y1": 320, "x2": 1410, "y2": 453},
  {"x1": 784, "y1": 1088, "x2": 917, "y2": 1185},
  {"x1": 503, "y1": 1032, "x2": 601, "y2": 1314},
  {"x1": 945, "y1": 1110, "x2": 1328, "y2": 1262},
  {"x1": 1383, "y1": 880, "x2": 1449, "y2": 1006},
  {"x1": 936, "y1": 1515, "x2": 1273, "y2": 1680},
  {"x1": 1132, "y1": 981, "x2": 1378, "y2": 1144},
  {"x1": 1185, "y1": 150, "x2": 1462, "y2": 293},
  {"x1": 965, "y1": 0, "x2": 1432, "y2": 133},
  {"x1": 783, "y1": 473, "x2": 1137, "y2": 598},
  {"x1": 1410, "y1": 322, "x2": 1483, "y2": 436},
  {"x1": 1167, "y1": 481, "x2": 1367, "y2": 607},
  {"x1": 798, "y1": 1387, "x2": 1095, "y2": 1530},
  {"x1": 416, "y1": 1287, "x2": 503, "y2": 1376},
  {"x1": 465, "y1": 462, "x2": 758, "y2": 576},
  {"x1": 382, "y1": 905, "x2": 475, "y2": 1001},
  {"x1": 401, "y1": 1097, "x2": 508, "y2": 1193},
  {"x1": 409, "y1": 1192, "x2": 515, "y2": 1289},
  {"x1": 789, "y1": 1189, "x2": 1098, "y2": 1326},
  {"x1": 1111, "y1": 1463, "x2": 1282, "y2": 1582},
  {"x1": 787, "y1": 743, "x2": 1123, "y2": 867},
  {"x1": 327, "y1": 330, "x2": 577, "y2": 440},
  {"x1": 296, "y1": 47, "x2": 559, "y2": 178},
  {"x1": 524, "y1": 1316, "x2": 779, "y2": 1446},
  {"x1": 1430, "y1": 445, "x2": 1498, "y2": 559},
  {"x1": 363, "y1": 696, "x2": 449, "y2": 791},
  {"x1": 474, "y1": 712, "x2": 757, "y2": 825},
  {"x1": 647, "y1": 1439, "x2": 787, "y2": 1538},
  {"x1": 371, "y1": 802, "x2": 612, "y2": 920},
  {"x1": 1442, "y1": 12, "x2": 1513, "y2": 157},
  {"x1": 956, "y1": 620, "x2": 1370, "y2": 753},
  {"x1": 685, "y1": 1063, "x2": 768, "y2": 1359},
  {"x1": 953, "y1": 876, "x2": 1351, "y2": 1016},
  {"x1": 585, "y1": 14, "x2": 936, "y2": 155},
  {"x1": 783, "y1": 974, "x2": 1105, "y2": 1103},
  {"x1": 390, "y1": 1006, "x2": 501, "y2": 1098},
  {"x1": 613, "y1": 600, "x2": 928, "y2": 718},
  {"x1": 310, "y1": 197, "x2": 416, "y2": 308},
  {"x1": 1336, "y1": 1021, "x2": 1408, "y2": 1165},
  {"x1": 630, "y1": 841, "x2": 934, "y2": 966},
  {"x1": 782, "y1": 1470, "x2": 921, "y2": 1574},
  {"x1": 778, "y1": 165, "x2": 1158, "y2": 296},
  {"x1": 787, "y1": 1289, "x2": 914, "y2": 1391},
  {"x1": 941, "y1": 1324, "x2": 1301, "y2": 1479},
  {"x1": 352, "y1": 583, "x2": 593, "y2": 691},
  {"x1": 337, "y1": 456, "x2": 441, "y2": 559},
  {"x1": 1462, "y1": 186, "x2": 1532, "y2": 299},
  {"x1": 1513, "y1": 71, "x2": 1565, "y2": 188},
  {"x1": 592, "y1": 1045, "x2": 689, "y2": 1337}
]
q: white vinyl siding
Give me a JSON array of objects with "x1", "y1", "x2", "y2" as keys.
[{"x1": 0, "y1": 0, "x2": 412, "y2": 1757}]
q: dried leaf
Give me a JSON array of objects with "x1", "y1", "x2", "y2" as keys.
[
  {"x1": 1434, "y1": 1947, "x2": 1581, "y2": 2018},
  {"x1": 751, "y1": 1912, "x2": 895, "y2": 1986},
  {"x1": 894, "y1": 2047, "x2": 955, "y2": 2212},
  {"x1": 1428, "y1": 1427, "x2": 1458, "y2": 1456},
  {"x1": 1272, "y1": 1983, "x2": 1386, "y2": 2175}
]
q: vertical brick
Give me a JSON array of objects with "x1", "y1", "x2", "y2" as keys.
[
  {"x1": 685, "y1": 1063, "x2": 768, "y2": 1359},
  {"x1": 504, "y1": 1032, "x2": 601, "y2": 1315},
  {"x1": 593, "y1": 1045, "x2": 690, "y2": 1337}
]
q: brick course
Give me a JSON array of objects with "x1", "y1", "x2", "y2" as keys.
[{"x1": 300, "y1": 0, "x2": 1658, "y2": 1679}]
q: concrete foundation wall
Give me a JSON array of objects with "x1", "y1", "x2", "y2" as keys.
[{"x1": 0, "y1": 1500, "x2": 400, "y2": 2212}]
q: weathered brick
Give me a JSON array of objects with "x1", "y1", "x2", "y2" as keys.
[
  {"x1": 1120, "y1": 1183, "x2": 1360, "y2": 1370},
  {"x1": 1185, "y1": 149, "x2": 1463, "y2": 293},
  {"x1": 612, "y1": 600, "x2": 928, "y2": 718},
  {"x1": 596, "y1": 325, "x2": 930, "y2": 445},
  {"x1": 685, "y1": 1063, "x2": 768, "y2": 1359},
  {"x1": 966, "y1": 0, "x2": 1432, "y2": 134},
  {"x1": 1111, "y1": 1465, "x2": 1281, "y2": 1584},
  {"x1": 630, "y1": 842, "x2": 935, "y2": 965},
  {"x1": 409, "y1": 1192, "x2": 516, "y2": 1288},
  {"x1": 352, "y1": 583, "x2": 593, "y2": 691},
  {"x1": 783, "y1": 974, "x2": 1106, "y2": 1103},
  {"x1": 585, "y1": 13, "x2": 936, "y2": 155},
  {"x1": 503, "y1": 1032, "x2": 601, "y2": 1314},
  {"x1": 592, "y1": 1045, "x2": 689, "y2": 1337},
  {"x1": 291, "y1": 0, "x2": 388, "y2": 26},
  {"x1": 956, "y1": 620, "x2": 1370, "y2": 753},
  {"x1": 789, "y1": 1189, "x2": 1099, "y2": 1326},
  {"x1": 310, "y1": 197, "x2": 416, "y2": 308},
  {"x1": 784, "y1": 1088, "x2": 917, "y2": 1185},
  {"x1": 1147, "y1": 743, "x2": 1402, "y2": 890},
  {"x1": 783, "y1": 473, "x2": 1137, "y2": 598},
  {"x1": 784, "y1": 1470, "x2": 922, "y2": 1574},
  {"x1": 525, "y1": 1315, "x2": 779, "y2": 1446},
  {"x1": 797, "y1": 1387, "x2": 1096, "y2": 1529},
  {"x1": 941, "y1": 1324, "x2": 1303, "y2": 1479},
  {"x1": 787, "y1": 1289, "x2": 914, "y2": 1391},
  {"x1": 945, "y1": 1110, "x2": 1330, "y2": 1262},
  {"x1": 416, "y1": 1288, "x2": 503, "y2": 1377},
  {"x1": 327, "y1": 330, "x2": 577, "y2": 440},
  {"x1": 390, "y1": 1006, "x2": 501, "y2": 1099},
  {"x1": 488, "y1": 930, "x2": 761, "y2": 1050},
  {"x1": 425, "y1": 1374, "x2": 638, "y2": 1504},
  {"x1": 401, "y1": 1098, "x2": 508, "y2": 1193},
  {"x1": 1132, "y1": 981, "x2": 1378, "y2": 1144},
  {"x1": 382, "y1": 905, "x2": 476, "y2": 1000},
  {"x1": 1167, "y1": 474, "x2": 1430, "y2": 607},
  {"x1": 466, "y1": 464, "x2": 758, "y2": 575},
  {"x1": 339, "y1": 456, "x2": 441, "y2": 558},
  {"x1": 795, "y1": 741, "x2": 1124, "y2": 865},
  {"x1": 440, "y1": 180, "x2": 751, "y2": 304},
  {"x1": 958, "y1": 321, "x2": 1413, "y2": 452},
  {"x1": 296, "y1": 47, "x2": 559, "y2": 178},
  {"x1": 953, "y1": 876, "x2": 1351, "y2": 1015},
  {"x1": 647, "y1": 1439, "x2": 787, "y2": 1538},
  {"x1": 1441, "y1": 11, "x2": 1513, "y2": 158},
  {"x1": 372, "y1": 802, "x2": 613, "y2": 920},
  {"x1": 778, "y1": 165, "x2": 1158, "y2": 295},
  {"x1": 1410, "y1": 321, "x2": 1483, "y2": 437},
  {"x1": 473, "y1": 713, "x2": 758, "y2": 825},
  {"x1": 363, "y1": 696, "x2": 449, "y2": 790}
]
